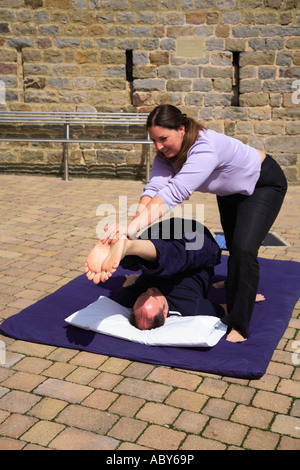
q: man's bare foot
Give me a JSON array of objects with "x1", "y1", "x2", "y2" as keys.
[
  {"x1": 98, "y1": 237, "x2": 128, "y2": 283},
  {"x1": 122, "y1": 273, "x2": 140, "y2": 287},
  {"x1": 85, "y1": 240, "x2": 111, "y2": 281},
  {"x1": 226, "y1": 329, "x2": 247, "y2": 343}
]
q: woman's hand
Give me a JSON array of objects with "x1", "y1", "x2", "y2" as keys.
[{"x1": 100, "y1": 223, "x2": 129, "y2": 244}]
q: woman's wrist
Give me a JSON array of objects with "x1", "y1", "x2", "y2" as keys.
[{"x1": 127, "y1": 222, "x2": 138, "y2": 239}]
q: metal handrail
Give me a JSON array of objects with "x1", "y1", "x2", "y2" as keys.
[
  {"x1": 0, "y1": 111, "x2": 151, "y2": 181},
  {"x1": 0, "y1": 111, "x2": 149, "y2": 125}
]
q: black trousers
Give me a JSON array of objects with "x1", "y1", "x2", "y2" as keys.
[{"x1": 217, "y1": 155, "x2": 287, "y2": 338}]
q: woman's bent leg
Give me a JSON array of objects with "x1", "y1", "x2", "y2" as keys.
[{"x1": 218, "y1": 156, "x2": 287, "y2": 338}]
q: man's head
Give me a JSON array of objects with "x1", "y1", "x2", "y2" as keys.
[{"x1": 129, "y1": 287, "x2": 168, "y2": 330}]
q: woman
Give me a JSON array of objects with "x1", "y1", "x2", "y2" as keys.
[{"x1": 86, "y1": 104, "x2": 287, "y2": 342}]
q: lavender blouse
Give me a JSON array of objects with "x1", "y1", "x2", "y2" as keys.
[{"x1": 142, "y1": 128, "x2": 262, "y2": 210}]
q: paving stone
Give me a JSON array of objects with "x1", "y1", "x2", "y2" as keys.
[
  {"x1": 277, "y1": 379, "x2": 300, "y2": 398},
  {"x1": 243, "y1": 428, "x2": 280, "y2": 450},
  {"x1": 0, "y1": 390, "x2": 41, "y2": 414},
  {"x1": 250, "y1": 374, "x2": 280, "y2": 391},
  {"x1": 197, "y1": 377, "x2": 228, "y2": 397},
  {"x1": 271, "y1": 414, "x2": 300, "y2": 439},
  {"x1": 173, "y1": 410, "x2": 209, "y2": 434},
  {"x1": 34, "y1": 378, "x2": 93, "y2": 404},
  {"x1": 252, "y1": 390, "x2": 292, "y2": 413},
  {"x1": 70, "y1": 351, "x2": 108, "y2": 369},
  {"x1": 137, "y1": 424, "x2": 186, "y2": 450},
  {"x1": 202, "y1": 397, "x2": 235, "y2": 419},
  {"x1": 0, "y1": 437, "x2": 26, "y2": 450},
  {"x1": 7, "y1": 341, "x2": 55, "y2": 358},
  {"x1": 12, "y1": 357, "x2": 53, "y2": 374},
  {"x1": 266, "y1": 361, "x2": 294, "y2": 379},
  {"x1": 99, "y1": 357, "x2": 131, "y2": 374},
  {"x1": 224, "y1": 383, "x2": 255, "y2": 404},
  {"x1": 203, "y1": 418, "x2": 248, "y2": 446},
  {"x1": 0, "y1": 413, "x2": 37, "y2": 439},
  {"x1": 108, "y1": 395, "x2": 145, "y2": 417},
  {"x1": 231, "y1": 404, "x2": 274, "y2": 429},
  {"x1": 114, "y1": 377, "x2": 171, "y2": 402},
  {"x1": 108, "y1": 416, "x2": 147, "y2": 442},
  {"x1": 28, "y1": 397, "x2": 68, "y2": 420},
  {"x1": 46, "y1": 348, "x2": 79, "y2": 363},
  {"x1": 290, "y1": 399, "x2": 300, "y2": 418},
  {"x1": 42, "y1": 362, "x2": 77, "y2": 379},
  {"x1": 118, "y1": 441, "x2": 151, "y2": 450},
  {"x1": 88, "y1": 371, "x2": 122, "y2": 389},
  {"x1": 21, "y1": 420, "x2": 65, "y2": 447},
  {"x1": 65, "y1": 367, "x2": 100, "y2": 385},
  {"x1": 55, "y1": 404, "x2": 118, "y2": 433},
  {"x1": 136, "y1": 402, "x2": 180, "y2": 425},
  {"x1": 0, "y1": 351, "x2": 24, "y2": 369},
  {"x1": 0, "y1": 409, "x2": 9, "y2": 424},
  {"x1": 122, "y1": 362, "x2": 155, "y2": 379},
  {"x1": 82, "y1": 389, "x2": 118, "y2": 410},
  {"x1": 278, "y1": 436, "x2": 300, "y2": 450},
  {"x1": 147, "y1": 367, "x2": 202, "y2": 390},
  {"x1": 166, "y1": 389, "x2": 208, "y2": 412},
  {"x1": 49, "y1": 427, "x2": 119, "y2": 450},
  {"x1": 1, "y1": 371, "x2": 46, "y2": 392},
  {"x1": 181, "y1": 434, "x2": 226, "y2": 450}
]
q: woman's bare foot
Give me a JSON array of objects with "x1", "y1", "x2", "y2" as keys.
[
  {"x1": 212, "y1": 281, "x2": 266, "y2": 303},
  {"x1": 256, "y1": 293, "x2": 265, "y2": 302},
  {"x1": 213, "y1": 280, "x2": 226, "y2": 289},
  {"x1": 226, "y1": 329, "x2": 247, "y2": 343},
  {"x1": 220, "y1": 304, "x2": 228, "y2": 316}
]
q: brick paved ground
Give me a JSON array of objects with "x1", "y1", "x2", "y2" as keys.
[{"x1": 0, "y1": 174, "x2": 299, "y2": 451}]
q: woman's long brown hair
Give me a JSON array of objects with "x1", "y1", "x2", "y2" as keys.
[{"x1": 146, "y1": 105, "x2": 205, "y2": 171}]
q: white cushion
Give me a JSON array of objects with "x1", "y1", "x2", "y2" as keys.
[{"x1": 65, "y1": 295, "x2": 226, "y2": 347}]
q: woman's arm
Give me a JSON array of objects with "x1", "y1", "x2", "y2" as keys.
[
  {"x1": 100, "y1": 194, "x2": 168, "y2": 242},
  {"x1": 128, "y1": 195, "x2": 168, "y2": 239},
  {"x1": 100, "y1": 156, "x2": 172, "y2": 243},
  {"x1": 134, "y1": 195, "x2": 152, "y2": 218}
]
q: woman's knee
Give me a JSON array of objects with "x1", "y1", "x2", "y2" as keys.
[{"x1": 230, "y1": 238, "x2": 260, "y2": 259}]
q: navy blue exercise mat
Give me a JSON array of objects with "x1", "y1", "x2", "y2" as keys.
[{"x1": 1, "y1": 256, "x2": 299, "y2": 379}]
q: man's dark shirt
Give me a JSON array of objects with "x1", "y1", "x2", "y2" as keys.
[{"x1": 116, "y1": 218, "x2": 224, "y2": 318}]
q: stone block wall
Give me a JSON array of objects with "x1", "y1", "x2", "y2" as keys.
[{"x1": 0, "y1": 0, "x2": 299, "y2": 181}]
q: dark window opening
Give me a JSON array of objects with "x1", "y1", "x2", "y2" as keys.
[
  {"x1": 126, "y1": 50, "x2": 133, "y2": 82},
  {"x1": 231, "y1": 51, "x2": 240, "y2": 107},
  {"x1": 126, "y1": 50, "x2": 133, "y2": 105}
]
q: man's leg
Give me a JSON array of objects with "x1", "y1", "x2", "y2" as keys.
[
  {"x1": 135, "y1": 218, "x2": 221, "y2": 279},
  {"x1": 86, "y1": 237, "x2": 158, "y2": 284},
  {"x1": 86, "y1": 218, "x2": 221, "y2": 286}
]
